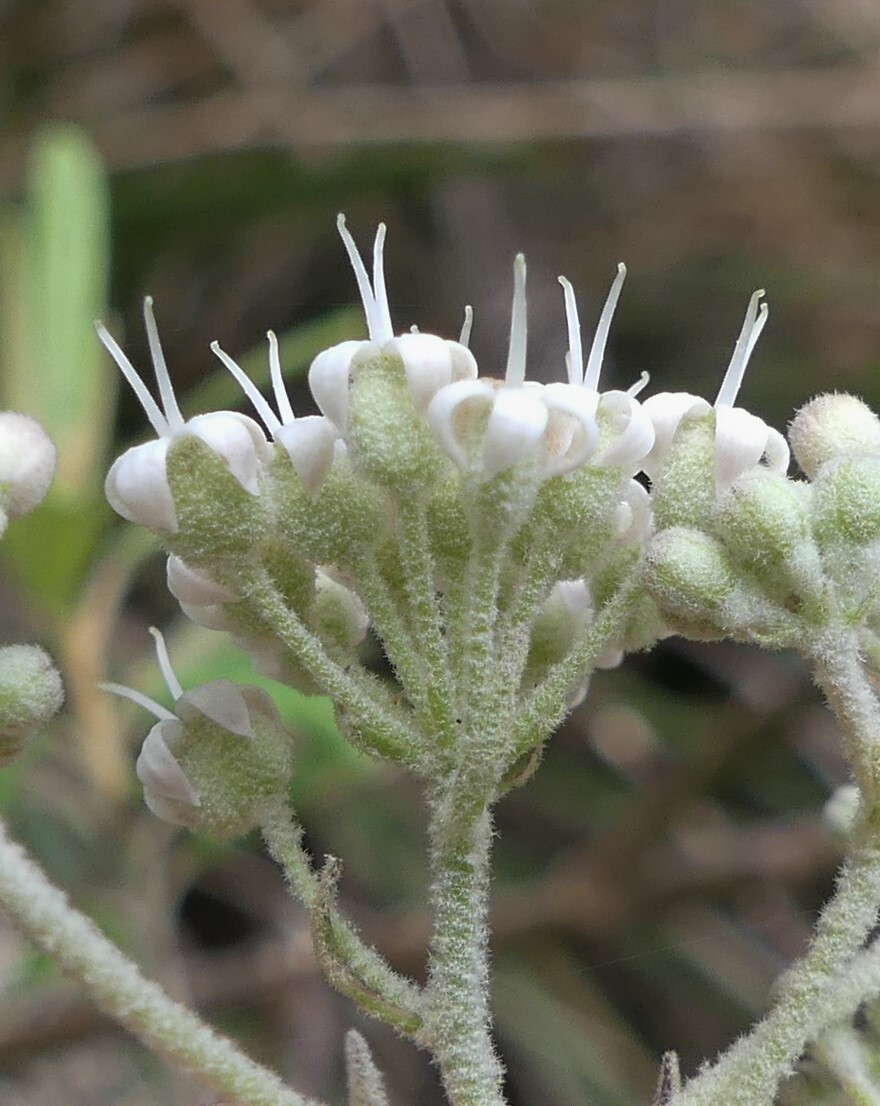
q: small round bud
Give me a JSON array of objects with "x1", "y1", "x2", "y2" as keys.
[
  {"x1": 0, "y1": 413, "x2": 57, "y2": 531},
  {"x1": 812, "y1": 456, "x2": 880, "y2": 547},
  {"x1": 788, "y1": 394, "x2": 880, "y2": 479},
  {"x1": 0, "y1": 645, "x2": 64, "y2": 762},
  {"x1": 644, "y1": 527, "x2": 735, "y2": 637}
]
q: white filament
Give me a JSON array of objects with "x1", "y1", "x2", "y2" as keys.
[
  {"x1": 336, "y1": 214, "x2": 393, "y2": 343},
  {"x1": 558, "y1": 276, "x2": 583, "y2": 386},
  {"x1": 459, "y1": 305, "x2": 474, "y2": 348},
  {"x1": 583, "y1": 263, "x2": 627, "y2": 392},
  {"x1": 267, "y1": 331, "x2": 295, "y2": 424},
  {"x1": 149, "y1": 626, "x2": 184, "y2": 701},
  {"x1": 210, "y1": 342, "x2": 281, "y2": 435},
  {"x1": 505, "y1": 253, "x2": 528, "y2": 386},
  {"x1": 715, "y1": 289, "x2": 768, "y2": 408},
  {"x1": 95, "y1": 323, "x2": 168, "y2": 437},
  {"x1": 143, "y1": 298, "x2": 184, "y2": 432}
]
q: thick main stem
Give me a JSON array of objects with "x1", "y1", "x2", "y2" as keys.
[
  {"x1": 0, "y1": 818, "x2": 319, "y2": 1106},
  {"x1": 425, "y1": 800, "x2": 506, "y2": 1106}
]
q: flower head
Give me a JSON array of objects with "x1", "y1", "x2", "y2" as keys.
[
  {"x1": 308, "y1": 216, "x2": 477, "y2": 437},
  {"x1": 99, "y1": 299, "x2": 270, "y2": 532},
  {"x1": 102, "y1": 628, "x2": 291, "y2": 836},
  {"x1": 641, "y1": 290, "x2": 789, "y2": 494}
]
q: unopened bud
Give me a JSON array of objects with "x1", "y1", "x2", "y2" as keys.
[
  {"x1": 0, "y1": 645, "x2": 64, "y2": 761},
  {"x1": 0, "y1": 413, "x2": 56, "y2": 534},
  {"x1": 788, "y1": 394, "x2": 880, "y2": 479}
]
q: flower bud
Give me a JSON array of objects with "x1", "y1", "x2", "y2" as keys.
[
  {"x1": 644, "y1": 528, "x2": 735, "y2": 638},
  {"x1": 0, "y1": 645, "x2": 64, "y2": 762},
  {"x1": 788, "y1": 394, "x2": 880, "y2": 479},
  {"x1": 812, "y1": 456, "x2": 880, "y2": 547},
  {"x1": 106, "y1": 631, "x2": 291, "y2": 838},
  {"x1": 137, "y1": 680, "x2": 291, "y2": 837},
  {"x1": 312, "y1": 570, "x2": 369, "y2": 649},
  {"x1": 0, "y1": 413, "x2": 57, "y2": 534}
]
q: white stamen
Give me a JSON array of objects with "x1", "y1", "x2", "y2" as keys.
[
  {"x1": 149, "y1": 626, "x2": 184, "y2": 700},
  {"x1": 211, "y1": 342, "x2": 280, "y2": 435},
  {"x1": 410, "y1": 324, "x2": 420, "y2": 334},
  {"x1": 459, "y1": 305, "x2": 473, "y2": 348},
  {"x1": 336, "y1": 213, "x2": 381, "y2": 341},
  {"x1": 716, "y1": 289, "x2": 768, "y2": 408},
  {"x1": 100, "y1": 682, "x2": 175, "y2": 721},
  {"x1": 558, "y1": 276, "x2": 583, "y2": 386},
  {"x1": 143, "y1": 298, "x2": 184, "y2": 432},
  {"x1": 584, "y1": 263, "x2": 626, "y2": 393},
  {"x1": 267, "y1": 331, "x2": 295, "y2": 424},
  {"x1": 505, "y1": 253, "x2": 528, "y2": 386},
  {"x1": 95, "y1": 323, "x2": 168, "y2": 436},
  {"x1": 628, "y1": 371, "x2": 650, "y2": 397},
  {"x1": 371, "y1": 223, "x2": 393, "y2": 341}
]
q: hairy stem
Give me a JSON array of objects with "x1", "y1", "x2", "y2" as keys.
[
  {"x1": 424, "y1": 798, "x2": 506, "y2": 1106},
  {"x1": 0, "y1": 818, "x2": 318, "y2": 1106},
  {"x1": 260, "y1": 796, "x2": 425, "y2": 1037},
  {"x1": 674, "y1": 631, "x2": 880, "y2": 1106}
]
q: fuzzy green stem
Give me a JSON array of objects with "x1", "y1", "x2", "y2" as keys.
[
  {"x1": 260, "y1": 796, "x2": 424, "y2": 1037},
  {"x1": 0, "y1": 817, "x2": 318, "y2": 1106},
  {"x1": 397, "y1": 500, "x2": 455, "y2": 732},
  {"x1": 510, "y1": 569, "x2": 642, "y2": 756},
  {"x1": 424, "y1": 800, "x2": 506, "y2": 1106},
  {"x1": 811, "y1": 628, "x2": 880, "y2": 803},
  {"x1": 673, "y1": 628, "x2": 880, "y2": 1106},
  {"x1": 242, "y1": 565, "x2": 421, "y2": 766}
]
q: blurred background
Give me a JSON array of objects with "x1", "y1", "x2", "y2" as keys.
[{"x1": 1, "y1": 1, "x2": 879, "y2": 1103}]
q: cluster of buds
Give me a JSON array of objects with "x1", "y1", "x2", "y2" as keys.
[
  {"x1": 0, "y1": 413, "x2": 63, "y2": 762},
  {"x1": 99, "y1": 215, "x2": 880, "y2": 817}
]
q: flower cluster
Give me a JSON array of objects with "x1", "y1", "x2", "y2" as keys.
[{"x1": 99, "y1": 215, "x2": 880, "y2": 815}]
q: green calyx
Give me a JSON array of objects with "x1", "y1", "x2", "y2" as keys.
[
  {"x1": 348, "y1": 348, "x2": 447, "y2": 493},
  {"x1": 0, "y1": 644, "x2": 64, "y2": 761},
  {"x1": 167, "y1": 682, "x2": 293, "y2": 839}
]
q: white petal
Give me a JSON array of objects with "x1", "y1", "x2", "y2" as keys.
[
  {"x1": 640, "y1": 391, "x2": 710, "y2": 475},
  {"x1": 763, "y1": 426, "x2": 790, "y2": 475},
  {"x1": 136, "y1": 720, "x2": 200, "y2": 806},
  {"x1": 386, "y1": 333, "x2": 455, "y2": 415},
  {"x1": 615, "y1": 479, "x2": 653, "y2": 543},
  {"x1": 427, "y1": 378, "x2": 495, "y2": 469},
  {"x1": 178, "y1": 601, "x2": 230, "y2": 632},
  {"x1": 447, "y1": 341, "x2": 479, "y2": 383},
  {"x1": 187, "y1": 412, "x2": 270, "y2": 496},
  {"x1": 167, "y1": 556, "x2": 234, "y2": 606},
  {"x1": 105, "y1": 440, "x2": 177, "y2": 532},
  {"x1": 275, "y1": 416, "x2": 338, "y2": 494},
  {"x1": 178, "y1": 678, "x2": 253, "y2": 738},
  {"x1": 714, "y1": 406, "x2": 770, "y2": 493},
  {"x1": 308, "y1": 340, "x2": 370, "y2": 433},
  {"x1": 541, "y1": 383, "x2": 601, "y2": 475},
  {"x1": 483, "y1": 386, "x2": 548, "y2": 478},
  {"x1": 595, "y1": 391, "x2": 656, "y2": 469},
  {"x1": 596, "y1": 647, "x2": 624, "y2": 669}
]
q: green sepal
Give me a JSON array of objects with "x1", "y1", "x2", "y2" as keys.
[
  {"x1": 165, "y1": 436, "x2": 266, "y2": 563},
  {"x1": 348, "y1": 347, "x2": 447, "y2": 493}
]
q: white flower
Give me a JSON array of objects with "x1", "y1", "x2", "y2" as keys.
[
  {"x1": 99, "y1": 299, "x2": 270, "y2": 532},
  {"x1": 308, "y1": 215, "x2": 477, "y2": 436},
  {"x1": 166, "y1": 555, "x2": 236, "y2": 633},
  {"x1": 641, "y1": 290, "x2": 789, "y2": 493},
  {"x1": 101, "y1": 628, "x2": 272, "y2": 829},
  {"x1": 212, "y1": 332, "x2": 337, "y2": 495},
  {"x1": 428, "y1": 255, "x2": 603, "y2": 479},
  {"x1": 554, "y1": 267, "x2": 655, "y2": 472},
  {"x1": 0, "y1": 413, "x2": 56, "y2": 533}
]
